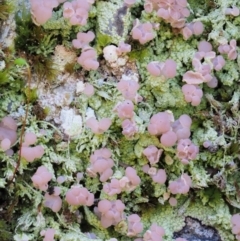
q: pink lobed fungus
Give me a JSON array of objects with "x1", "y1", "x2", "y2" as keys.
[
  {"x1": 117, "y1": 42, "x2": 132, "y2": 55},
  {"x1": 143, "y1": 165, "x2": 167, "y2": 184},
  {"x1": 148, "y1": 111, "x2": 172, "y2": 136},
  {"x1": 103, "y1": 179, "x2": 122, "y2": 196},
  {"x1": 65, "y1": 186, "x2": 94, "y2": 206},
  {"x1": 114, "y1": 100, "x2": 135, "y2": 120},
  {"x1": 124, "y1": 0, "x2": 136, "y2": 7},
  {"x1": 72, "y1": 31, "x2": 95, "y2": 49},
  {"x1": 77, "y1": 47, "x2": 99, "y2": 71},
  {"x1": 21, "y1": 145, "x2": 45, "y2": 162},
  {"x1": 181, "y1": 21, "x2": 204, "y2": 40},
  {"x1": 30, "y1": 0, "x2": 59, "y2": 25},
  {"x1": 143, "y1": 223, "x2": 165, "y2": 241},
  {"x1": 83, "y1": 83, "x2": 95, "y2": 97},
  {"x1": 176, "y1": 138, "x2": 199, "y2": 164},
  {"x1": 87, "y1": 148, "x2": 114, "y2": 182},
  {"x1": 0, "y1": 116, "x2": 17, "y2": 151},
  {"x1": 143, "y1": 145, "x2": 163, "y2": 165},
  {"x1": 41, "y1": 228, "x2": 55, "y2": 241},
  {"x1": 131, "y1": 19, "x2": 155, "y2": 44},
  {"x1": 225, "y1": 6, "x2": 240, "y2": 16},
  {"x1": 168, "y1": 173, "x2": 192, "y2": 194},
  {"x1": 156, "y1": 0, "x2": 190, "y2": 28},
  {"x1": 63, "y1": 0, "x2": 94, "y2": 26},
  {"x1": 147, "y1": 59, "x2": 177, "y2": 79},
  {"x1": 182, "y1": 84, "x2": 203, "y2": 106},
  {"x1": 218, "y1": 39, "x2": 238, "y2": 60},
  {"x1": 122, "y1": 119, "x2": 138, "y2": 138},
  {"x1": 117, "y1": 78, "x2": 140, "y2": 100},
  {"x1": 231, "y1": 214, "x2": 240, "y2": 240},
  {"x1": 198, "y1": 41, "x2": 213, "y2": 52},
  {"x1": 43, "y1": 187, "x2": 62, "y2": 212},
  {"x1": 86, "y1": 117, "x2": 112, "y2": 134},
  {"x1": 121, "y1": 167, "x2": 141, "y2": 191},
  {"x1": 96, "y1": 200, "x2": 125, "y2": 228},
  {"x1": 31, "y1": 166, "x2": 52, "y2": 191},
  {"x1": 171, "y1": 114, "x2": 192, "y2": 140},
  {"x1": 160, "y1": 130, "x2": 178, "y2": 147},
  {"x1": 127, "y1": 214, "x2": 143, "y2": 237},
  {"x1": 169, "y1": 197, "x2": 178, "y2": 206}
]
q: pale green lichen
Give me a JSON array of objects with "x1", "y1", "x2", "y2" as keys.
[
  {"x1": 1, "y1": 0, "x2": 240, "y2": 240},
  {"x1": 96, "y1": 0, "x2": 132, "y2": 46}
]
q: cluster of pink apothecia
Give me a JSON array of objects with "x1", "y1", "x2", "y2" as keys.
[
  {"x1": 30, "y1": 0, "x2": 238, "y2": 108},
  {"x1": 0, "y1": 113, "x2": 193, "y2": 241},
  {"x1": 0, "y1": 117, "x2": 44, "y2": 161},
  {"x1": 9, "y1": 0, "x2": 239, "y2": 240}
]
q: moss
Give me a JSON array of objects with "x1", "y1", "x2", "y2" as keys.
[{"x1": 0, "y1": 0, "x2": 14, "y2": 21}]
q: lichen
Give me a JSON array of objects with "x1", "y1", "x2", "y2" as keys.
[{"x1": 1, "y1": 0, "x2": 240, "y2": 240}]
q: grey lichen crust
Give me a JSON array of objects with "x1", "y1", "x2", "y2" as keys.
[
  {"x1": 1, "y1": 0, "x2": 240, "y2": 240},
  {"x1": 96, "y1": 0, "x2": 132, "y2": 45}
]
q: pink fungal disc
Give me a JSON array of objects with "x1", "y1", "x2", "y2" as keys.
[
  {"x1": 63, "y1": 2, "x2": 74, "y2": 18},
  {"x1": 117, "y1": 42, "x2": 131, "y2": 54},
  {"x1": 57, "y1": 176, "x2": 66, "y2": 184},
  {"x1": 86, "y1": 117, "x2": 112, "y2": 134},
  {"x1": 127, "y1": 214, "x2": 143, "y2": 237},
  {"x1": 97, "y1": 200, "x2": 125, "y2": 228},
  {"x1": 206, "y1": 76, "x2": 218, "y2": 88},
  {"x1": 143, "y1": 145, "x2": 163, "y2": 165},
  {"x1": 162, "y1": 59, "x2": 177, "y2": 79},
  {"x1": 147, "y1": 61, "x2": 162, "y2": 76},
  {"x1": 0, "y1": 116, "x2": 18, "y2": 147},
  {"x1": 21, "y1": 145, "x2": 44, "y2": 162},
  {"x1": 103, "y1": 179, "x2": 122, "y2": 196},
  {"x1": 124, "y1": 0, "x2": 136, "y2": 7},
  {"x1": 231, "y1": 214, "x2": 240, "y2": 239},
  {"x1": 117, "y1": 78, "x2": 140, "y2": 100},
  {"x1": 192, "y1": 21, "x2": 204, "y2": 35},
  {"x1": 169, "y1": 197, "x2": 177, "y2": 206},
  {"x1": 72, "y1": 31, "x2": 95, "y2": 49},
  {"x1": 148, "y1": 112, "x2": 172, "y2": 135},
  {"x1": 31, "y1": 166, "x2": 52, "y2": 191},
  {"x1": 225, "y1": 6, "x2": 240, "y2": 16},
  {"x1": 151, "y1": 169, "x2": 167, "y2": 184},
  {"x1": 23, "y1": 132, "x2": 37, "y2": 146},
  {"x1": 179, "y1": 114, "x2": 192, "y2": 128},
  {"x1": 182, "y1": 84, "x2": 203, "y2": 106},
  {"x1": 203, "y1": 140, "x2": 212, "y2": 148},
  {"x1": 65, "y1": 186, "x2": 94, "y2": 206},
  {"x1": 41, "y1": 228, "x2": 55, "y2": 241},
  {"x1": 98, "y1": 118, "x2": 112, "y2": 132},
  {"x1": 143, "y1": 223, "x2": 165, "y2": 241},
  {"x1": 213, "y1": 55, "x2": 225, "y2": 71},
  {"x1": 122, "y1": 119, "x2": 138, "y2": 138},
  {"x1": 114, "y1": 100, "x2": 134, "y2": 119},
  {"x1": 1, "y1": 138, "x2": 11, "y2": 151},
  {"x1": 125, "y1": 167, "x2": 141, "y2": 190},
  {"x1": 44, "y1": 193, "x2": 62, "y2": 212},
  {"x1": 88, "y1": 148, "x2": 114, "y2": 182},
  {"x1": 131, "y1": 19, "x2": 155, "y2": 44},
  {"x1": 198, "y1": 40, "x2": 213, "y2": 52},
  {"x1": 77, "y1": 48, "x2": 99, "y2": 71},
  {"x1": 177, "y1": 139, "x2": 199, "y2": 164},
  {"x1": 160, "y1": 130, "x2": 177, "y2": 147},
  {"x1": 83, "y1": 83, "x2": 95, "y2": 97},
  {"x1": 1, "y1": 116, "x2": 17, "y2": 131},
  {"x1": 168, "y1": 173, "x2": 192, "y2": 194}
]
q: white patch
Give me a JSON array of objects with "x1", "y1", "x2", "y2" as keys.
[{"x1": 60, "y1": 108, "x2": 82, "y2": 137}]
